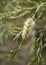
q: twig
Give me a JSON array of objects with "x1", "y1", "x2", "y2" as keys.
[
  {"x1": 32, "y1": 2, "x2": 46, "y2": 19},
  {"x1": 35, "y1": 12, "x2": 43, "y2": 23},
  {"x1": 13, "y1": 31, "x2": 22, "y2": 41}
]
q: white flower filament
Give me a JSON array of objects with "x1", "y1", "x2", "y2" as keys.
[{"x1": 22, "y1": 18, "x2": 35, "y2": 40}]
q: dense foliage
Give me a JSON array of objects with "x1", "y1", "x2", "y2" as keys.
[{"x1": 0, "y1": 0, "x2": 46, "y2": 65}]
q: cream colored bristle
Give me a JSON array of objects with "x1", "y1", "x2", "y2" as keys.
[{"x1": 22, "y1": 18, "x2": 35, "y2": 40}]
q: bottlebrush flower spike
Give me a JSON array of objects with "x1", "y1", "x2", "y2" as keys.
[{"x1": 22, "y1": 18, "x2": 35, "y2": 40}]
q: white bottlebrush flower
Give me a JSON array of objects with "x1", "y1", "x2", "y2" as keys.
[{"x1": 22, "y1": 18, "x2": 35, "y2": 40}]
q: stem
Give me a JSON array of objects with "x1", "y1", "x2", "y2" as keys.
[
  {"x1": 10, "y1": 39, "x2": 23, "y2": 59},
  {"x1": 32, "y1": 2, "x2": 46, "y2": 19}
]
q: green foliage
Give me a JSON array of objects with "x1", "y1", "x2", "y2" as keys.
[{"x1": 0, "y1": 0, "x2": 46, "y2": 65}]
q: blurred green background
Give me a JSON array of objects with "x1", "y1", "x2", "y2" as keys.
[{"x1": 0, "y1": 0, "x2": 46, "y2": 65}]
